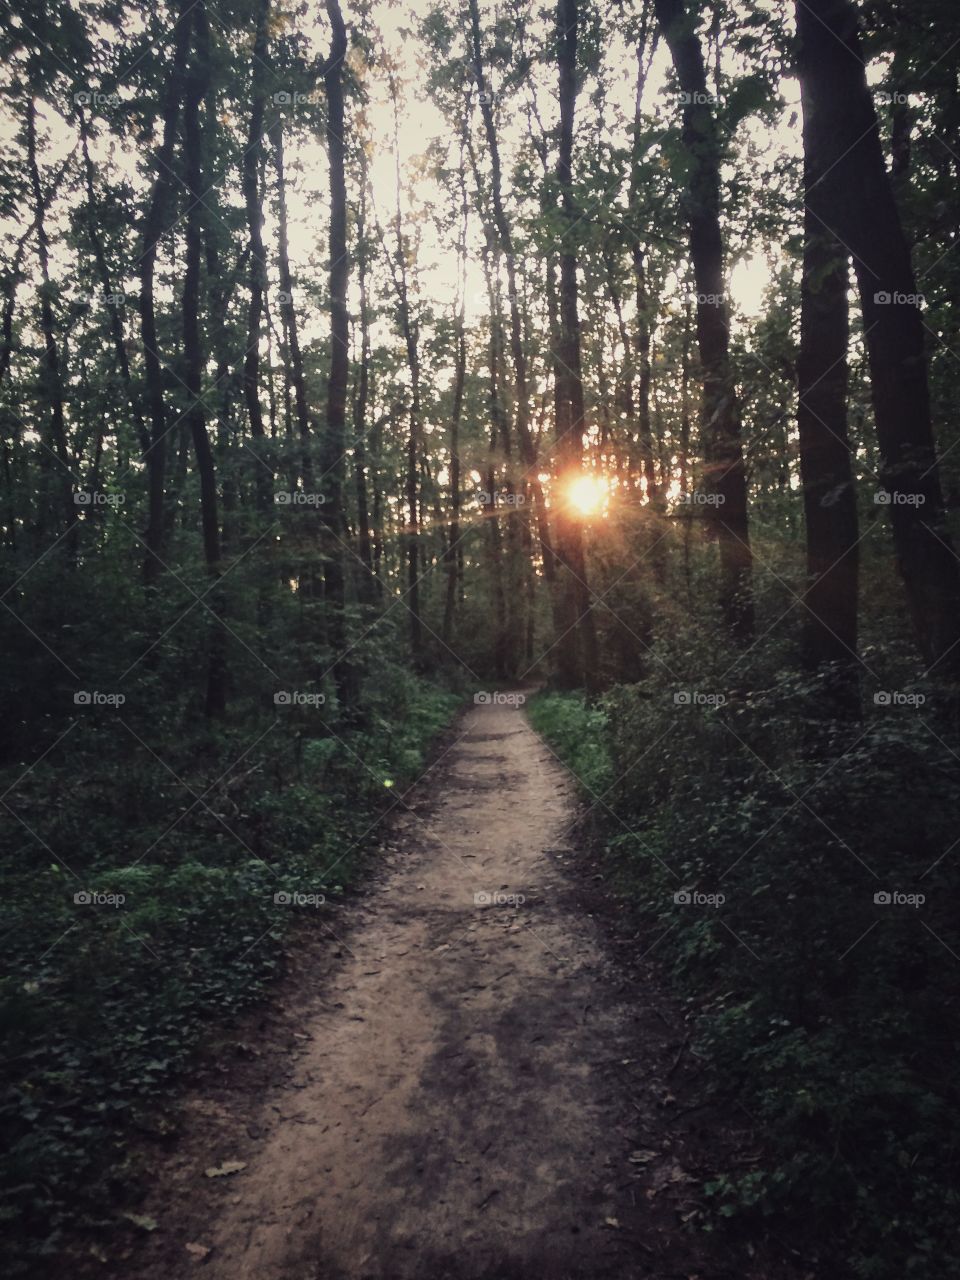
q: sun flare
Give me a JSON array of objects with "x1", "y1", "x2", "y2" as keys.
[{"x1": 564, "y1": 473, "x2": 609, "y2": 518}]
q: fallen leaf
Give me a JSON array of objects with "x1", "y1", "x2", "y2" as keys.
[
  {"x1": 604, "y1": 1216, "x2": 620, "y2": 1229},
  {"x1": 121, "y1": 1212, "x2": 158, "y2": 1232},
  {"x1": 185, "y1": 1242, "x2": 212, "y2": 1261},
  {"x1": 629, "y1": 1149, "x2": 658, "y2": 1164},
  {"x1": 204, "y1": 1160, "x2": 247, "y2": 1178}
]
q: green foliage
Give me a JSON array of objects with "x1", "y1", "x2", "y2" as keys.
[
  {"x1": 0, "y1": 610, "x2": 460, "y2": 1275},
  {"x1": 527, "y1": 692, "x2": 612, "y2": 797},
  {"x1": 532, "y1": 592, "x2": 960, "y2": 1279}
]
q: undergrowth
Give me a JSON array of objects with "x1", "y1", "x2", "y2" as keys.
[
  {"x1": 529, "y1": 611, "x2": 960, "y2": 1279},
  {"x1": 0, "y1": 565, "x2": 462, "y2": 1275}
]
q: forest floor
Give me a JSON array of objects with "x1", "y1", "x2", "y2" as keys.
[{"x1": 102, "y1": 698, "x2": 807, "y2": 1280}]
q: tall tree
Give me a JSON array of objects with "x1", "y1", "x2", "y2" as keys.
[
  {"x1": 182, "y1": 0, "x2": 227, "y2": 716},
  {"x1": 551, "y1": 0, "x2": 600, "y2": 690},
  {"x1": 795, "y1": 0, "x2": 960, "y2": 679},
  {"x1": 797, "y1": 65, "x2": 859, "y2": 716},
  {"x1": 242, "y1": 0, "x2": 273, "y2": 514},
  {"x1": 322, "y1": 0, "x2": 351, "y2": 700},
  {"x1": 26, "y1": 98, "x2": 76, "y2": 552},
  {"x1": 138, "y1": 0, "x2": 193, "y2": 584},
  {"x1": 655, "y1": 0, "x2": 753, "y2": 641}
]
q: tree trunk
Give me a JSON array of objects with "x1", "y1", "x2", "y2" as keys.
[
  {"x1": 443, "y1": 135, "x2": 469, "y2": 645},
  {"x1": 352, "y1": 177, "x2": 377, "y2": 602},
  {"x1": 795, "y1": 0, "x2": 960, "y2": 679},
  {"x1": 270, "y1": 120, "x2": 314, "y2": 496},
  {"x1": 469, "y1": 1, "x2": 557, "y2": 600},
  {"x1": 183, "y1": 0, "x2": 227, "y2": 716},
  {"x1": 552, "y1": 0, "x2": 600, "y2": 690},
  {"x1": 797, "y1": 73, "x2": 859, "y2": 717},
  {"x1": 26, "y1": 99, "x2": 76, "y2": 554},
  {"x1": 322, "y1": 0, "x2": 352, "y2": 703},
  {"x1": 242, "y1": 0, "x2": 273, "y2": 514},
  {"x1": 138, "y1": 0, "x2": 193, "y2": 584},
  {"x1": 78, "y1": 116, "x2": 149, "y2": 459},
  {"x1": 655, "y1": 0, "x2": 753, "y2": 641}
]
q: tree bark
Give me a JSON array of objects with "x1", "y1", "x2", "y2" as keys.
[
  {"x1": 797, "y1": 73, "x2": 859, "y2": 717},
  {"x1": 551, "y1": 0, "x2": 600, "y2": 690},
  {"x1": 322, "y1": 0, "x2": 352, "y2": 702},
  {"x1": 78, "y1": 117, "x2": 150, "y2": 460},
  {"x1": 655, "y1": 0, "x2": 753, "y2": 641},
  {"x1": 182, "y1": 0, "x2": 227, "y2": 716},
  {"x1": 795, "y1": 0, "x2": 960, "y2": 679},
  {"x1": 352, "y1": 175, "x2": 377, "y2": 602},
  {"x1": 26, "y1": 98, "x2": 76, "y2": 553},
  {"x1": 138, "y1": 0, "x2": 192, "y2": 583},
  {"x1": 242, "y1": 0, "x2": 273, "y2": 514}
]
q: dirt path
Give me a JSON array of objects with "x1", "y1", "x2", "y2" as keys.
[{"x1": 128, "y1": 700, "x2": 797, "y2": 1280}]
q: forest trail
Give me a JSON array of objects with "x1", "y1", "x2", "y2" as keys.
[{"x1": 131, "y1": 700, "x2": 787, "y2": 1280}]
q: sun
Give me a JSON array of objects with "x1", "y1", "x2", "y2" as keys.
[{"x1": 565, "y1": 473, "x2": 609, "y2": 518}]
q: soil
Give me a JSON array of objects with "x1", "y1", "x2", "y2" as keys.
[{"x1": 104, "y1": 698, "x2": 810, "y2": 1280}]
